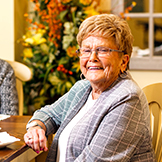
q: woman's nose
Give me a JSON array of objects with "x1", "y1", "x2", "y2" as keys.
[{"x1": 89, "y1": 50, "x2": 99, "y2": 61}]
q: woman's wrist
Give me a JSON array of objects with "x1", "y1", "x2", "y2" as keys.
[{"x1": 26, "y1": 120, "x2": 46, "y2": 132}]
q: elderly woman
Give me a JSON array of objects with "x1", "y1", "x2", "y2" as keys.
[{"x1": 24, "y1": 14, "x2": 155, "y2": 161}]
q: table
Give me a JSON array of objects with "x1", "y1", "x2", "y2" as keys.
[{"x1": 0, "y1": 116, "x2": 31, "y2": 162}]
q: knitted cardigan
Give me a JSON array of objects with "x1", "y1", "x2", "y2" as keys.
[{"x1": 0, "y1": 59, "x2": 18, "y2": 115}]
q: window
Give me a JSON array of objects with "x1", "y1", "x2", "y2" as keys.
[{"x1": 111, "y1": 0, "x2": 162, "y2": 70}]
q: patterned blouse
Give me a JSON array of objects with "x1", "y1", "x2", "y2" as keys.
[{"x1": 0, "y1": 59, "x2": 18, "y2": 115}]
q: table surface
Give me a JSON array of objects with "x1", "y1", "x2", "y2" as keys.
[{"x1": 0, "y1": 115, "x2": 31, "y2": 162}]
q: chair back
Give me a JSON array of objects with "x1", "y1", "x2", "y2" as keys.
[
  {"x1": 142, "y1": 83, "x2": 162, "y2": 162},
  {"x1": 6, "y1": 60, "x2": 32, "y2": 116}
]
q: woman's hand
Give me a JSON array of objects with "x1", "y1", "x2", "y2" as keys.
[{"x1": 24, "y1": 126, "x2": 48, "y2": 153}]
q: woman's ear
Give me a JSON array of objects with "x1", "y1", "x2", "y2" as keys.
[{"x1": 120, "y1": 54, "x2": 129, "y2": 73}]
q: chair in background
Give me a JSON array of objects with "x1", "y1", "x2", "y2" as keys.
[
  {"x1": 142, "y1": 83, "x2": 162, "y2": 162},
  {"x1": 6, "y1": 60, "x2": 32, "y2": 116}
]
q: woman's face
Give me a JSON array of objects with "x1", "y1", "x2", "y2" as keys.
[{"x1": 80, "y1": 36, "x2": 129, "y2": 88}]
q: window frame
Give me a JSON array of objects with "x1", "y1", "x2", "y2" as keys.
[{"x1": 111, "y1": 0, "x2": 162, "y2": 70}]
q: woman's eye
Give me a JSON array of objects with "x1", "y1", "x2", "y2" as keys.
[
  {"x1": 83, "y1": 49, "x2": 91, "y2": 53},
  {"x1": 98, "y1": 48, "x2": 108, "y2": 52}
]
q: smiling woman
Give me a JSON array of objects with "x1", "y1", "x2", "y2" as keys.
[
  {"x1": 24, "y1": 14, "x2": 156, "y2": 162},
  {"x1": 78, "y1": 36, "x2": 129, "y2": 97}
]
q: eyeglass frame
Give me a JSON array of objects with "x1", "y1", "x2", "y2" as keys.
[{"x1": 76, "y1": 47, "x2": 126, "y2": 58}]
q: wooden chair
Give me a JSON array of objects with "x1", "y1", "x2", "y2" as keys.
[
  {"x1": 6, "y1": 60, "x2": 32, "y2": 116},
  {"x1": 142, "y1": 83, "x2": 162, "y2": 162}
]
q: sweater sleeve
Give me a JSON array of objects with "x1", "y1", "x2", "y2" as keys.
[
  {"x1": 0, "y1": 60, "x2": 19, "y2": 115},
  {"x1": 28, "y1": 92, "x2": 69, "y2": 135},
  {"x1": 28, "y1": 80, "x2": 91, "y2": 136}
]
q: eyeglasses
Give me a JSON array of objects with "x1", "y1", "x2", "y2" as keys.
[{"x1": 76, "y1": 47, "x2": 125, "y2": 58}]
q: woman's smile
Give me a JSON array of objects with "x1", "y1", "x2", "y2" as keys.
[{"x1": 87, "y1": 66, "x2": 103, "y2": 70}]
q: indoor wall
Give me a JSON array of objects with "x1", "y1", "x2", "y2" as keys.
[{"x1": 0, "y1": 0, "x2": 162, "y2": 88}]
